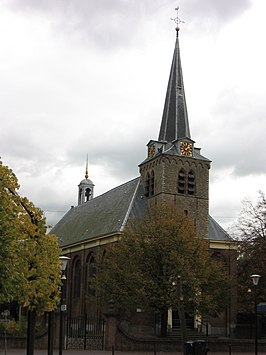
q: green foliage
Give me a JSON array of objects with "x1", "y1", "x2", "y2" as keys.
[
  {"x1": 233, "y1": 191, "x2": 266, "y2": 313},
  {"x1": 0, "y1": 316, "x2": 29, "y2": 336},
  {"x1": 96, "y1": 204, "x2": 228, "y2": 319},
  {"x1": 0, "y1": 160, "x2": 62, "y2": 314}
]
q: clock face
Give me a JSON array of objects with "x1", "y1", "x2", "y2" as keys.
[
  {"x1": 180, "y1": 141, "x2": 193, "y2": 156},
  {"x1": 148, "y1": 144, "x2": 156, "y2": 158}
]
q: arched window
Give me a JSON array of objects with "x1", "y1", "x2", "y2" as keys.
[
  {"x1": 150, "y1": 170, "x2": 155, "y2": 196},
  {"x1": 144, "y1": 172, "x2": 150, "y2": 197},
  {"x1": 85, "y1": 188, "x2": 91, "y2": 201},
  {"x1": 177, "y1": 169, "x2": 185, "y2": 194},
  {"x1": 144, "y1": 171, "x2": 155, "y2": 197},
  {"x1": 177, "y1": 169, "x2": 196, "y2": 195},
  {"x1": 73, "y1": 259, "x2": 81, "y2": 298},
  {"x1": 187, "y1": 171, "x2": 195, "y2": 195},
  {"x1": 86, "y1": 254, "x2": 96, "y2": 296}
]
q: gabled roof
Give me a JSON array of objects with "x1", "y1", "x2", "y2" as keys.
[
  {"x1": 159, "y1": 29, "x2": 190, "y2": 142},
  {"x1": 208, "y1": 215, "x2": 232, "y2": 241},
  {"x1": 51, "y1": 178, "x2": 148, "y2": 248},
  {"x1": 52, "y1": 176, "x2": 230, "y2": 248}
]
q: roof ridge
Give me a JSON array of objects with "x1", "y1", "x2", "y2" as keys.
[
  {"x1": 75, "y1": 176, "x2": 140, "y2": 208},
  {"x1": 120, "y1": 178, "x2": 141, "y2": 231}
]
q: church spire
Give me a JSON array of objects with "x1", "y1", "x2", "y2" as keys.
[{"x1": 158, "y1": 25, "x2": 190, "y2": 142}]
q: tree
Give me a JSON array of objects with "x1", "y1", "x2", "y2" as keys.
[
  {"x1": 0, "y1": 160, "x2": 62, "y2": 311},
  {"x1": 96, "y1": 204, "x2": 228, "y2": 339},
  {"x1": 233, "y1": 191, "x2": 266, "y2": 313},
  {"x1": 0, "y1": 160, "x2": 62, "y2": 354}
]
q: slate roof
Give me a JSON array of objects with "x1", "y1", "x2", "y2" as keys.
[
  {"x1": 51, "y1": 177, "x2": 148, "y2": 248},
  {"x1": 52, "y1": 177, "x2": 230, "y2": 248},
  {"x1": 159, "y1": 29, "x2": 190, "y2": 142},
  {"x1": 208, "y1": 215, "x2": 232, "y2": 241}
]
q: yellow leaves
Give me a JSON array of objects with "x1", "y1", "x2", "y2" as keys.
[{"x1": 0, "y1": 159, "x2": 62, "y2": 314}]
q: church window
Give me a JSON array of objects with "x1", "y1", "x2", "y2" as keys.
[
  {"x1": 86, "y1": 254, "x2": 96, "y2": 296},
  {"x1": 177, "y1": 169, "x2": 196, "y2": 195},
  {"x1": 150, "y1": 170, "x2": 155, "y2": 196},
  {"x1": 177, "y1": 169, "x2": 185, "y2": 194},
  {"x1": 145, "y1": 171, "x2": 155, "y2": 197},
  {"x1": 73, "y1": 259, "x2": 81, "y2": 298},
  {"x1": 85, "y1": 188, "x2": 91, "y2": 201},
  {"x1": 144, "y1": 172, "x2": 150, "y2": 197},
  {"x1": 187, "y1": 171, "x2": 195, "y2": 195}
]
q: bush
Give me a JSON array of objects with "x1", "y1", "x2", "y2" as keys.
[{"x1": 2, "y1": 317, "x2": 27, "y2": 336}]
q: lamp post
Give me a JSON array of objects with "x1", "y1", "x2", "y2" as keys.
[
  {"x1": 59, "y1": 256, "x2": 70, "y2": 355},
  {"x1": 250, "y1": 274, "x2": 261, "y2": 355}
]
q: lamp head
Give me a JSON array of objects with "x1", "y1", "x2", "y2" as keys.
[
  {"x1": 250, "y1": 274, "x2": 261, "y2": 286},
  {"x1": 59, "y1": 256, "x2": 70, "y2": 272}
]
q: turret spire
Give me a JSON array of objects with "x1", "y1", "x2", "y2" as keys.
[
  {"x1": 85, "y1": 154, "x2": 89, "y2": 179},
  {"x1": 158, "y1": 15, "x2": 190, "y2": 142}
]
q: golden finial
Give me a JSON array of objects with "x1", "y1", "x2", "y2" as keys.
[{"x1": 85, "y1": 154, "x2": 89, "y2": 179}]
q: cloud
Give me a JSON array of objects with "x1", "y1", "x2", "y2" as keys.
[
  {"x1": 0, "y1": 0, "x2": 264, "y2": 232},
  {"x1": 183, "y1": 0, "x2": 252, "y2": 31}
]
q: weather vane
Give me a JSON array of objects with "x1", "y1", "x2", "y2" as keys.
[{"x1": 170, "y1": 6, "x2": 185, "y2": 27}]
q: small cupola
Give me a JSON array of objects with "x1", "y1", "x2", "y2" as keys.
[{"x1": 78, "y1": 157, "x2": 94, "y2": 205}]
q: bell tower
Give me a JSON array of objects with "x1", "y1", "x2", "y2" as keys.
[
  {"x1": 78, "y1": 157, "x2": 94, "y2": 205},
  {"x1": 139, "y1": 26, "x2": 211, "y2": 239}
]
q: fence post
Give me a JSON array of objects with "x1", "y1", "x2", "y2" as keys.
[{"x1": 84, "y1": 314, "x2": 87, "y2": 350}]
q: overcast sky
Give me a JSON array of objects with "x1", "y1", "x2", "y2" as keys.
[{"x1": 0, "y1": 0, "x2": 265, "y2": 231}]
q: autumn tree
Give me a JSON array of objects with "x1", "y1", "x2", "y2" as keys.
[
  {"x1": 96, "y1": 204, "x2": 228, "y2": 339},
  {"x1": 0, "y1": 160, "x2": 62, "y2": 353},
  {"x1": 233, "y1": 191, "x2": 266, "y2": 313}
]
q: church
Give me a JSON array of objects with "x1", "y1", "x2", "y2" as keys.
[{"x1": 51, "y1": 24, "x2": 237, "y2": 349}]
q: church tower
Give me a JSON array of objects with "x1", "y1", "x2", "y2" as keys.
[
  {"x1": 139, "y1": 26, "x2": 211, "y2": 239},
  {"x1": 78, "y1": 157, "x2": 94, "y2": 205}
]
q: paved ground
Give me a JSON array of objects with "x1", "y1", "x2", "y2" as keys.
[{"x1": 1, "y1": 350, "x2": 266, "y2": 355}]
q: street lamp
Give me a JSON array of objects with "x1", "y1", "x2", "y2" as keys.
[
  {"x1": 59, "y1": 256, "x2": 70, "y2": 355},
  {"x1": 250, "y1": 274, "x2": 261, "y2": 355}
]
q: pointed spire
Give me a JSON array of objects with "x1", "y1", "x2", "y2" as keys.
[
  {"x1": 158, "y1": 25, "x2": 190, "y2": 142},
  {"x1": 85, "y1": 154, "x2": 89, "y2": 179}
]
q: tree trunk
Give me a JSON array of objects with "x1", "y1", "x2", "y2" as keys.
[
  {"x1": 177, "y1": 276, "x2": 187, "y2": 355},
  {"x1": 160, "y1": 308, "x2": 168, "y2": 337},
  {"x1": 27, "y1": 309, "x2": 36, "y2": 355},
  {"x1": 48, "y1": 312, "x2": 55, "y2": 355}
]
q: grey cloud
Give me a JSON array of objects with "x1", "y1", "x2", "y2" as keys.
[
  {"x1": 66, "y1": 133, "x2": 148, "y2": 181},
  {"x1": 7, "y1": 0, "x2": 164, "y2": 49},
  {"x1": 183, "y1": 0, "x2": 252, "y2": 29},
  {"x1": 7, "y1": 0, "x2": 253, "y2": 48},
  {"x1": 199, "y1": 89, "x2": 266, "y2": 176}
]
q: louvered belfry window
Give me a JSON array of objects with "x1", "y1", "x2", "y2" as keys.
[
  {"x1": 177, "y1": 169, "x2": 195, "y2": 195},
  {"x1": 187, "y1": 171, "x2": 195, "y2": 195},
  {"x1": 145, "y1": 170, "x2": 155, "y2": 197},
  {"x1": 150, "y1": 170, "x2": 155, "y2": 196},
  {"x1": 177, "y1": 169, "x2": 186, "y2": 194}
]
